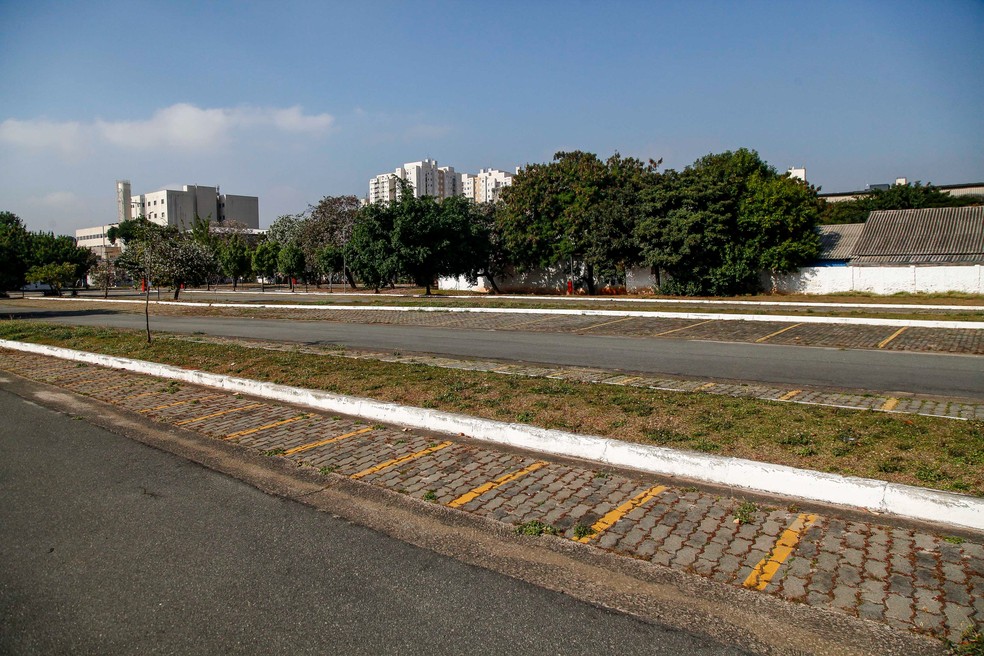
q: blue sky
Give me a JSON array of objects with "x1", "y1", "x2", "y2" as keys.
[{"x1": 1, "y1": 0, "x2": 982, "y2": 234}]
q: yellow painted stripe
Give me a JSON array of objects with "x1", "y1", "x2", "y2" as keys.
[
  {"x1": 448, "y1": 461, "x2": 548, "y2": 509},
  {"x1": 881, "y1": 397, "x2": 900, "y2": 412},
  {"x1": 618, "y1": 376, "x2": 642, "y2": 386},
  {"x1": 654, "y1": 320, "x2": 713, "y2": 337},
  {"x1": 743, "y1": 513, "x2": 818, "y2": 591},
  {"x1": 138, "y1": 394, "x2": 225, "y2": 413},
  {"x1": 174, "y1": 403, "x2": 264, "y2": 426},
  {"x1": 575, "y1": 485, "x2": 668, "y2": 543},
  {"x1": 577, "y1": 316, "x2": 635, "y2": 333},
  {"x1": 224, "y1": 414, "x2": 311, "y2": 440},
  {"x1": 281, "y1": 426, "x2": 374, "y2": 454},
  {"x1": 695, "y1": 382, "x2": 716, "y2": 392},
  {"x1": 350, "y1": 441, "x2": 454, "y2": 480},
  {"x1": 755, "y1": 323, "x2": 803, "y2": 343},
  {"x1": 878, "y1": 327, "x2": 908, "y2": 349},
  {"x1": 778, "y1": 389, "x2": 802, "y2": 402}
]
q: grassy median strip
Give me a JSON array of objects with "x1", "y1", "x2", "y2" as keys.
[{"x1": 0, "y1": 319, "x2": 982, "y2": 496}]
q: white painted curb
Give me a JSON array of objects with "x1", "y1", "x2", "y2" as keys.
[
  {"x1": 3, "y1": 338, "x2": 982, "y2": 532},
  {"x1": 37, "y1": 296, "x2": 984, "y2": 330}
]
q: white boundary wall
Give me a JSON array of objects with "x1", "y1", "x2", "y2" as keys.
[{"x1": 765, "y1": 265, "x2": 984, "y2": 295}]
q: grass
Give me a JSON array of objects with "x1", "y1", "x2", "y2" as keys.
[
  {"x1": 944, "y1": 626, "x2": 984, "y2": 656},
  {"x1": 515, "y1": 520, "x2": 559, "y2": 536},
  {"x1": 0, "y1": 320, "x2": 982, "y2": 496}
]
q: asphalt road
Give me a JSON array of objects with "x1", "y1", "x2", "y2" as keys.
[
  {"x1": 0, "y1": 387, "x2": 747, "y2": 656},
  {"x1": 7, "y1": 305, "x2": 984, "y2": 399}
]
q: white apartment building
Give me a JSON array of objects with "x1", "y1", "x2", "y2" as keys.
[
  {"x1": 462, "y1": 168, "x2": 513, "y2": 203},
  {"x1": 369, "y1": 160, "x2": 510, "y2": 204},
  {"x1": 116, "y1": 179, "x2": 259, "y2": 229},
  {"x1": 368, "y1": 159, "x2": 461, "y2": 204}
]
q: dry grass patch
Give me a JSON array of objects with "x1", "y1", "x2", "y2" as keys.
[{"x1": 0, "y1": 319, "x2": 982, "y2": 496}]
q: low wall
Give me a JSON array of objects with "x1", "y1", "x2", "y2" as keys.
[{"x1": 764, "y1": 265, "x2": 984, "y2": 295}]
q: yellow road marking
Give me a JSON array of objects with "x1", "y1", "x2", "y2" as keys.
[
  {"x1": 654, "y1": 320, "x2": 713, "y2": 337},
  {"x1": 743, "y1": 513, "x2": 818, "y2": 591},
  {"x1": 280, "y1": 426, "x2": 374, "y2": 453},
  {"x1": 881, "y1": 397, "x2": 900, "y2": 412},
  {"x1": 350, "y1": 441, "x2": 454, "y2": 480},
  {"x1": 174, "y1": 403, "x2": 263, "y2": 426},
  {"x1": 575, "y1": 485, "x2": 668, "y2": 544},
  {"x1": 448, "y1": 461, "x2": 548, "y2": 509},
  {"x1": 617, "y1": 376, "x2": 642, "y2": 386},
  {"x1": 878, "y1": 327, "x2": 908, "y2": 349},
  {"x1": 755, "y1": 323, "x2": 803, "y2": 343},
  {"x1": 695, "y1": 382, "x2": 716, "y2": 392},
  {"x1": 577, "y1": 316, "x2": 635, "y2": 333},
  {"x1": 224, "y1": 414, "x2": 311, "y2": 440},
  {"x1": 778, "y1": 389, "x2": 802, "y2": 401},
  {"x1": 138, "y1": 395, "x2": 225, "y2": 413}
]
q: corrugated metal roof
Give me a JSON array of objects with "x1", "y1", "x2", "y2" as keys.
[
  {"x1": 850, "y1": 206, "x2": 984, "y2": 265},
  {"x1": 818, "y1": 224, "x2": 863, "y2": 260}
]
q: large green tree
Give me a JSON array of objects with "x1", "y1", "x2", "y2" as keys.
[
  {"x1": 636, "y1": 148, "x2": 820, "y2": 295},
  {"x1": 277, "y1": 243, "x2": 306, "y2": 291},
  {"x1": 28, "y1": 231, "x2": 96, "y2": 287},
  {"x1": 299, "y1": 195, "x2": 360, "y2": 288},
  {"x1": 218, "y1": 236, "x2": 253, "y2": 290},
  {"x1": 0, "y1": 211, "x2": 31, "y2": 295},
  {"x1": 251, "y1": 240, "x2": 281, "y2": 291},
  {"x1": 498, "y1": 151, "x2": 659, "y2": 294}
]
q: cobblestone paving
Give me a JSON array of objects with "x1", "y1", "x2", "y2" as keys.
[
  {"x1": 174, "y1": 334, "x2": 984, "y2": 421},
  {"x1": 1, "y1": 349, "x2": 981, "y2": 643},
  {"x1": 198, "y1": 306, "x2": 984, "y2": 355}
]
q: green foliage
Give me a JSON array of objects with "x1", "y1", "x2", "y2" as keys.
[
  {"x1": 277, "y1": 243, "x2": 305, "y2": 289},
  {"x1": 28, "y1": 231, "x2": 96, "y2": 285},
  {"x1": 514, "y1": 520, "x2": 559, "y2": 536},
  {"x1": 114, "y1": 223, "x2": 216, "y2": 299},
  {"x1": 252, "y1": 240, "x2": 281, "y2": 283},
  {"x1": 0, "y1": 211, "x2": 31, "y2": 293},
  {"x1": 345, "y1": 186, "x2": 485, "y2": 294},
  {"x1": 498, "y1": 151, "x2": 659, "y2": 293},
  {"x1": 218, "y1": 236, "x2": 252, "y2": 289},
  {"x1": 820, "y1": 182, "x2": 982, "y2": 225},
  {"x1": 636, "y1": 148, "x2": 820, "y2": 295},
  {"x1": 25, "y1": 262, "x2": 77, "y2": 295}
]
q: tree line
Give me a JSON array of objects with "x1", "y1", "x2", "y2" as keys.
[{"x1": 6, "y1": 147, "x2": 973, "y2": 299}]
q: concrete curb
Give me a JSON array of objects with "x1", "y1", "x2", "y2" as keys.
[
  {"x1": 37, "y1": 297, "x2": 984, "y2": 330},
  {"x1": 3, "y1": 338, "x2": 982, "y2": 532}
]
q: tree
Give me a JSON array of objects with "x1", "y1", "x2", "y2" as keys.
[
  {"x1": 0, "y1": 211, "x2": 30, "y2": 295},
  {"x1": 277, "y1": 243, "x2": 305, "y2": 291},
  {"x1": 344, "y1": 202, "x2": 398, "y2": 293},
  {"x1": 252, "y1": 240, "x2": 281, "y2": 291},
  {"x1": 89, "y1": 259, "x2": 116, "y2": 298},
  {"x1": 25, "y1": 262, "x2": 77, "y2": 296},
  {"x1": 218, "y1": 236, "x2": 252, "y2": 290},
  {"x1": 498, "y1": 151, "x2": 659, "y2": 294},
  {"x1": 820, "y1": 182, "x2": 982, "y2": 224},
  {"x1": 28, "y1": 231, "x2": 96, "y2": 289},
  {"x1": 299, "y1": 195, "x2": 360, "y2": 288},
  {"x1": 267, "y1": 214, "x2": 304, "y2": 247},
  {"x1": 315, "y1": 244, "x2": 344, "y2": 290},
  {"x1": 636, "y1": 149, "x2": 820, "y2": 295}
]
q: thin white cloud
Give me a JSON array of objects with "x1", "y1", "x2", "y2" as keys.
[
  {"x1": 0, "y1": 104, "x2": 335, "y2": 153},
  {"x1": 0, "y1": 118, "x2": 86, "y2": 153},
  {"x1": 34, "y1": 191, "x2": 81, "y2": 209}
]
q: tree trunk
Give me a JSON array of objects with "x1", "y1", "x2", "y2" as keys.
[
  {"x1": 424, "y1": 283, "x2": 431, "y2": 296},
  {"x1": 173, "y1": 285, "x2": 181, "y2": 300},
  {"x1": 144, "y1": 286, "x2": 152, "y2": 344},
  {"x1": 345, "y1": 268, "x2": 357, "y2": 289},
  {"x1": 585, "y1": 263, "x2": 596, "y2": 295},
  {"x1": 481, "y1": 271, "x2": 501, "y2": 294}
]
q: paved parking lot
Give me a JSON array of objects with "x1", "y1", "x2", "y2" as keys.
[
  {"x1": 1, "y1": 349, "x2": 981, "y2": 643},
  {"x1": 167, "y1": 305, "x2": 984, "y2": 355}
]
